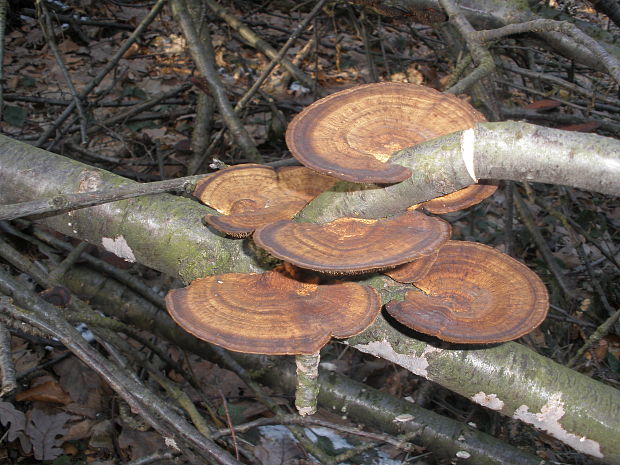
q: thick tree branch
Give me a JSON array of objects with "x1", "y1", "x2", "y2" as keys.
[
  {"x1": 298, "y1": 122, "x2": 620, "y2": 222},
  {"x1": 0, "y1": 135, "x2": 262, "y2": 282},
  {"x1": 57, "y1": 264, "x2": 547, "y2": 465},
  {"x1": 1, "y1": 130, "x2": 619, "y2": 461}
]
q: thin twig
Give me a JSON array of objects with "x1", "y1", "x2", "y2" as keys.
[
  {"x1": 568, "y1": 308, "x2": 620, "y2": 367},
  {"x1": 205, "y1": 0, "x2": 323, "y2": 95},
  {"x1": 501, "y1": 63, "x2": 620, "y2": 107},
  {"x1": 522, "y1": 183, "x2": 620, "y2": 272},
  {"x1": 0, "y1": 273, "x2": 243, "y2": 465},
  {"x1": 35, "y1": 0, "x2": 167, "y2": 147},
  {"x1": 81, "y1": 83, "x2": 192, "y2": 138},
  {"x1": 513, "y1": 188, "x2": 578, "y2": 300},
  {"x1": 171, "y1": 0, "x2": 262, "y2": 163},
  {"x1": 476, "y1": 19, "x2": 620, "y2": 85},
  {"x1": 0, "y1": 0, "x2": 8, "y2": 121},
  {"x1": 504, "y1": 181, "x2": 515, "y2": 256},
  {"x1": 188, "y1": 0, "x2": 328, "y2": 174},
  {"x1": 207, "y1": 346, "x2": 336, "y2": 464},
  {"x1": 212, "y1": 413, "x2": 418, "y2": 451},
  {"x1": 31, "y1": 226, "x2": 166, "y2": 310},
  {"x1": 37, "y1": 0, "x2": 89, "y2": 144},
  {"x1": 49, "y1": 242, "x2": 90, "y2": 282},
  {"x1": 219, "y1": 390, "x2": 240, "y2": 460},
  {"x1": 438, "y1": 0, "x2": 495, "y2": 95},
  {"x1": 0, "y1": 322, "x2": 16, "y2": 397},
  {"x1": 0, "y1": 175, "x2": 201, "y2": 221}
]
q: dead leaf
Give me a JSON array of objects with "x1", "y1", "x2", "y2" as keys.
[
  {"x1": 0, "y1": 402, "x2": 26, "y2": 441},
  {"x1": 89, "y1": 419, "x2": 114, "y2": 450},
  {"x1": 58, "y1": 40, "x2": 80, "y2": 53},
  {"x1": 254, "y1": 426, "x2": 304, "y2": 465},
  {"x1": 62, "y1": 418, "x2": 96, "y2": 442},
  {"x1": 189, "y1": 359, "x2": 248, "y2": 399},
  {"x1": 16, "y1": 380, "x2": 71, "y2": 405},
  {"x1": 54, "y1": 357, "x2": 103, "y2": 404},
  {"x1": 118, "y1": 427, "x2": 163, "y2": 459},
  {"x1": 26, "y1": 408, "x2": 69, "y2": 461}
]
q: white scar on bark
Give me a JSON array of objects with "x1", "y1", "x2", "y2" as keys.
[
  {"x1": 462, "y1": 128, "x2": 477, "y2": 182},
  {"x1": 101, "y1": 236, "x2": 136, "y2": 263},
  {"x1": 513, "y1": 392, "x2": 602, "y2": 457}
]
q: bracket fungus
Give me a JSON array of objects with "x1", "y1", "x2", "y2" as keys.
[
  {"x1": 166, "y1": 270, "x2": 380, "y2": 415},
  {"x1": 285, "y1": 82, "x2": 485, "y2": 183},
  {"x1": 193, "y1": 164, "x2": 336, "y2": 237},
  {"x1": 416, "y1": 183, "x2": 498, "y2": 214},
  {"x1": 165, "y1": 271, "x2": 380, "y2": 354},
  {"x1": 253, "y1": 210, "x2": 451, "y2": 274},
  {"x1": 383, "y1": 249, "x2": 440, "y2": 283},
  {"x1": 385, "y1": 241, "x2": 549, "y2": 343}
]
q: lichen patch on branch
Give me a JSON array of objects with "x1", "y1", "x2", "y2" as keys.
[{"x1": 513, "y1": 392, "x2": 603, "y2": 458}]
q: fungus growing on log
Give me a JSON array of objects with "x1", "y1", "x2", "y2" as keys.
[
  {"x1": 416, "y1": 183, "x2": 498, "y2": 214},
  {"x1": 193, "y1": 164, "x2": 336, "y2": 237},
  {"x1": 383, "y1": 249, "x2": 440, "y2": 283},
  {"x1": 253, "y1": 211, "x2": 451, "y2": 274},
  {"x1": 165, "y1": 270, "x2": 379, "y2": 354},
  {"x1": 285, "y1": 82, "x2": 485, "y2": 183},
  {"x1": 165, "y1": 270, "x2": 380, "y2": 414},
  {"x1": 385, "y1": 241, "x2": 549, "y2": 343}
]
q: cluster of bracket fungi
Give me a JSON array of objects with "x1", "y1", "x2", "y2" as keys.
[{"x1": 165, "y1": 82, "x2": 549, "y2": 414}]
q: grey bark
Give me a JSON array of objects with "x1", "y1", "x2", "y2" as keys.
[
  {"x1": 297, "y1": 122, "x2": 620, "y2": 223},
  {"x1": 1, "y1": 131, "x2": 619, "y2": 462},
  {"x1": 58, "y1": 264, "x2": 547, "y2": 465},
  {"x1": 0, "y1": 135, "x2": 262, "y2": 282}
]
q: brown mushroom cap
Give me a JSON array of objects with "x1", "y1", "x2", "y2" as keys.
[
  {"x1": 193, "y1": 164, "x2": 336, "y2": 237},
  {"x1": 253, "y1": 211, "x2": 451, "y2": 273},
  {"x1": 285, "y1": 82, "x2": 485, "y2": 183},
  {"x1": 383, "y1": 249, "x2": 440, "y2": 283},
  {"x1": 418, "y1": 183, "x2": 498, "y2": 214},
  {"x1": 165, "y1": 271, "x2": 381, "y2": 355},
  {"x1": 385, "y1": 241, "x2": 549, "y2": 343}
]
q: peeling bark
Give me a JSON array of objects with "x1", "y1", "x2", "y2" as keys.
[
  {"x1": 1, "y1": 131, "x2": 620, "y2": 462},
  {"x1": 58, "y1": 265, "x2": 546, "y2": 465}
]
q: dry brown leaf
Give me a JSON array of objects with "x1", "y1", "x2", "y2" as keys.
[
  {"x1": 54, "y1": 357, "x2": 104, "y2": 405},
  {"x1": 118, "y1": 427, "x2": 163, "y2": 459},
  {"x1": 62, "y1": 418, "x2": 96, "y2": 442},
  {"x1": 26, "y1": 408, "x2": 69, "y2": 461},
  {"x1": 16, "y1": 380, "x2": 71, "y2": 405}
]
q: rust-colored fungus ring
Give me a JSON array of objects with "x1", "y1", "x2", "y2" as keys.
[
  {"x1": 253, "y1": 211, "x2": 451, "y2": 273},
  {"x1": 386, "y1": 241, "x2": 549, "y2": 343},
  {"x1": 193, "y1": 164, "x2": 336, "y2": 237},
  {"x1": 418, "y1": 184, "x2": 498, "y2": 214},
  {"x1": 285, "y1": 82, "x2": 485, "y2": 184},
  {"x1": 165, "y1": 271, "x2": 381, "y2": 355},
  {"x1": 383, "y1": 249, "x2": 440, "y2": 283}
]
